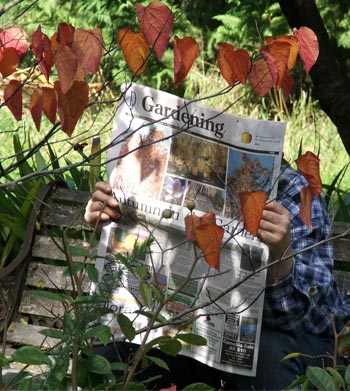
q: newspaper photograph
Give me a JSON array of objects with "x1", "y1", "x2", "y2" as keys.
[{"x1": 95, "y1": 83, "x2": 286, "y2": 376}]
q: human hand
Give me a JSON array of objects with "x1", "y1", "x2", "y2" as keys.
[
  {"x1": 258, "y1": 200, "x2": 291, "y2": 260},
  {"x1": 84, "y1": 181, "x2": 121, "y2": 227}
]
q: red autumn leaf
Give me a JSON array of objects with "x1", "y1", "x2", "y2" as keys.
[
  {"x1": 293, "y1": 26, "x2": 319, "y2": 74},
  {"x1": 174, "y1": 36, "x2": 198, "y2": 88},
  {"x1": 217, "y1": 43, "x2": 251, "y2": 86},
  {"x1": 117, "y1": 28, "x2": 150, "y2": 76},
  {"x1": 42, "y1": 86, "x2": 57, "y2": 124},
  {"x1": 295, "y1": 151, "x2": 322, "y2": 197},
  {"x1": 51, "y1": 23, "x2": 77, "y2": 94},
  {"x1": 272, "y1": 35, "x2": 300, "y2": 70},
  {"x1": 30, "y1": 26, "x2": 53, "y2": 81},
  {"x1": 281, "y1": 69, "x2": 295, "y2": 100},
  {"x1": 4, "y1": 79, "x2": 23, "y2": 121},
  {"x1": 0, "y1": 26, "x2": 27, "y2": 58},
  {"x1": 239, "y1": 190, "x2": 267, "y2": 237},
  {"x1": 249, "y1": 58, "x2": 274, "y2": 97},
  {"x1": 261, "y1": 40, "x2": 291, "y2": 89},
  {"x1": 184, "y1": 213, "x2": 224, "y2": 271},
  {"x1": 54, "y1": 45, "x2": 77, "y2": 94},
  {"x1": 261, "y1": 51, "x2": 278, "y2": 86},
  {"x1": 0, "y1": 47, "x2": 20, "y2": 78},
  {"x1": 71, "y1": 28, "x2": 104, "y2": 77},
  {"x1": 54, "y1": 22, "x2": 75, "y2": 47},
  {"x1": 136, "y1": 1, "x2": 173, "y2": 61},
  {"x1": 54, "y1": 80, "x2": 89, "y2": 137},
  {"x1": 299, "y1": 185, "x2": 314, "y2": 230},
  {"x1": 30, "y1": 87, "x2": 43, "y2": 132}
]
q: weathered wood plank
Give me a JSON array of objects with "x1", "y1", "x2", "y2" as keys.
[
  {"x1": 32, "y1": 235, "x2": 96, "y2": 263},
  {"x1": 19, "y1": 290, "x2": 66, "y2": 318},
  {"x1": 6, "y1": 322, "x2": 58, "y2": 348},
  {"x1": 334, "y1": 270, "x2": 350, "y2": 297},
  {"x1": 26, "y1": 263, "x2": 91, "y2": 292}
]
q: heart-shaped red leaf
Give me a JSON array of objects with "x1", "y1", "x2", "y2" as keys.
[
  {"x1": 136, "y1": 1, "x2": 173, "y2": 61},
  {"x1": 184, "y1": 213, "x2": 223, "y2": 271},
  {"x1": 249, "y1": 58, "x2": 274, "y2": 97},
  {"x1": 4, "y1": 79, "x2": 22, "y2": 121},
  {"x1": 293, "y1": 26, "x2": 319, "y2": 74},
  {"x1": 174, "y1": 36, "x2": 198, "y2": 88},
  {"x1": 30, "y1": 87, "x2": 43, "y2": 131},
  {"x1": 295, "y1": 151, "x2": 322, "y2": 197},
  {"x1": 239, "y1": 190, "x2": 267, "y2": 237}
]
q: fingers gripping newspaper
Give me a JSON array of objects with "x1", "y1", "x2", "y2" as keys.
[{"x1": 95, "y1": 83, "x2": 286, "y2": 377}]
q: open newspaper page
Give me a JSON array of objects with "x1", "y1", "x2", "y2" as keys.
[{"x1": 95, "y1": 83, "x2": 286, "y2": 377}]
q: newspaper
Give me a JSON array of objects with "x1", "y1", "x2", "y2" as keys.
[{"x1": 95, "y1": 83, "x2": 286, "y2": 377}]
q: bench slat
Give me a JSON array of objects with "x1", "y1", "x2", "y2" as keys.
[
  {"x1": 19, "y1": 290, "x2": 65, "y2": 318},
  {"x1": 6, "y1": 322, "x2": 58, "y2": 348},
  {"x1": 26, "y1": 263, "x2": 91, "y2": 292},
  {"x1": 32, "y1": 235, "x2": 95, "y2": 263}
]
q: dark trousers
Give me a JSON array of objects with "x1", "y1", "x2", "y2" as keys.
[{"x1": 94, "y1": 325, "x2": 346, "y2": 390}]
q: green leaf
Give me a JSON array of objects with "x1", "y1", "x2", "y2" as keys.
[
  {"x1": 325, "y1": 366, "x2": 346, "y2": 389},
  {"x1": 134, "y1": 309, "x2": 167, "y2": 324},
  {"x1": 12, "y1": 346, "x2": 52, "y2": 366},
  {"x1": 28, "y1": 290, "x2": 70, "y2": 303},
  {"x1": 110, "y1": 361, "x2": 128, "y2": 372},
  {"x1": 281, "y1": 352, "x2": 302, "y2": 360},
  {"x1": 282, "y1": 374, "x2": 307, "y2": 390},
  {"x1": 139, "y1": 281, "x2": 152, "y2": 308},
  {"x1": 0, "y1": 353, "x2": 9, "y2": 367},
  {"x1": 150, "y1": 283, "x2": 165, "y2": 303},
  {"x1": 39, "y1": 328, "x2": 64, "y2": 339},
  {"x1": 146, "y1": 355, "x2": 170, "y2": 371},
  {"x1": 306, "y1": 366, "x2": 337, "y2": 391},
  {"x1": 183, "y1": 383, "x2": 215, "y2": 391},
  {"x1": 83, "y1": 324, "x2": 111, "y2": 345},
  {"x1": 345, "y1": 364, "x2": 350, "y2": 385},
  {"x1": 135, "y1": 265, "x2": 149, "y2": 280},
  {"x1": 177, "y1": 333, "x2": 207, "y2": 346},
  {"x1": 87, "y1": 264, "x2": 99, "y2": 283},
  {"x1": 159, "y1": 338, "x2": 182, "y2": 357},
  {"x1": 117, "y1": 313, "x2": 136, "y2": 341},
  {"x1": 86, "y1": 354, "x2": 112, "y2": 374}
]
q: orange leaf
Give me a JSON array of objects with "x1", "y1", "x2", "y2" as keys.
[
  {"x1": 261, "y1": 51, "x2": 278, "y2": 86},
  {"x1": 217, "y1": 43, "x2": 237, "y2": 86},
  {"x1": 0, "y1": 26, "x2": 27, "y2": 58},
  {"x1": 42, "y1": 86, "x2": 57, "y2": 124},
  {"x1": 293, "y1": 26, "x2": 319, "y2": 74},
  {"x1": 53, "y1": 22, "x2": 75, "y2": 47},
  {"x1": 117, "y1": 28, "x2": 149, "y2": 76},
  {"x1": 173, "y1": 36, "x2": 198, "y2": 88},
  {"x1": 71, "y1": 28, "x2": 104, "y2": 77},
  {"x1": 218, "y1": 43, "x2": 251, "y2": 86},
  {"x1": 239, "y1": 190, "x2": 267, "y2": 237},
  {"x1": 30, "y1": 87, "x2": 43, "y2": 132},
  {"x1": 4, "y1": 79, "x2": 22, "y2": 121},
  {"x1": 0, "y1": 47, "x2": 20, "y2": 78},
  {"x1": 30, "y1": 26, "x2": 53, "y2": 82},
  {"x1": 54, "y1": 80, "x2": 89, "y2": 137},
  {"x1": 295, "y1": 151, "x2": 322, "y2": 197},
  {"x1": 249, "y1": 58, "x2": 274, "y2": 97},
  {"x1": 281, "y1": 69, "x2": 294, "y2": 100},
  {"x1": 136, "y1": 1, "x2": 173, "y2": 61},
  {"x1": 54, "y1": 45, "x2": 77, "y2": 94},
  {"x1": 299, "y1": 185, "x2": 314, "y2": 229},
  {"x1": 261, "y1": 40, "x2": 290, "y2": 89},
  {"x1": 184, "y1": 213, "x2": 223, "y2": 271},
  {"x1": 275, "y1": 35, "x2": 300, "y2": 70}
]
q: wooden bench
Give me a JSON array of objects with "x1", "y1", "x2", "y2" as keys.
[
  {"x1": 1, "y1": 184, "x2": 350, "y2": 351},
  {"x1": 1, "y1": 182, "x2": 96, "y2": 350}
]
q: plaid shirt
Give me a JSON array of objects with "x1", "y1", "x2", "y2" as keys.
[{"x1": 263, "y1": 165, "x2": 350, "y2": 337}]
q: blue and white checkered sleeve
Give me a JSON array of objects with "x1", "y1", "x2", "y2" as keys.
[{"x1": 263, "y1": 167, "x2": 334, "y2": 335}]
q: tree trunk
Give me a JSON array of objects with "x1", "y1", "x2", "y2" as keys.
[{"x1": 278, "y1": 0, "x2": 350, "y2": 156}]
